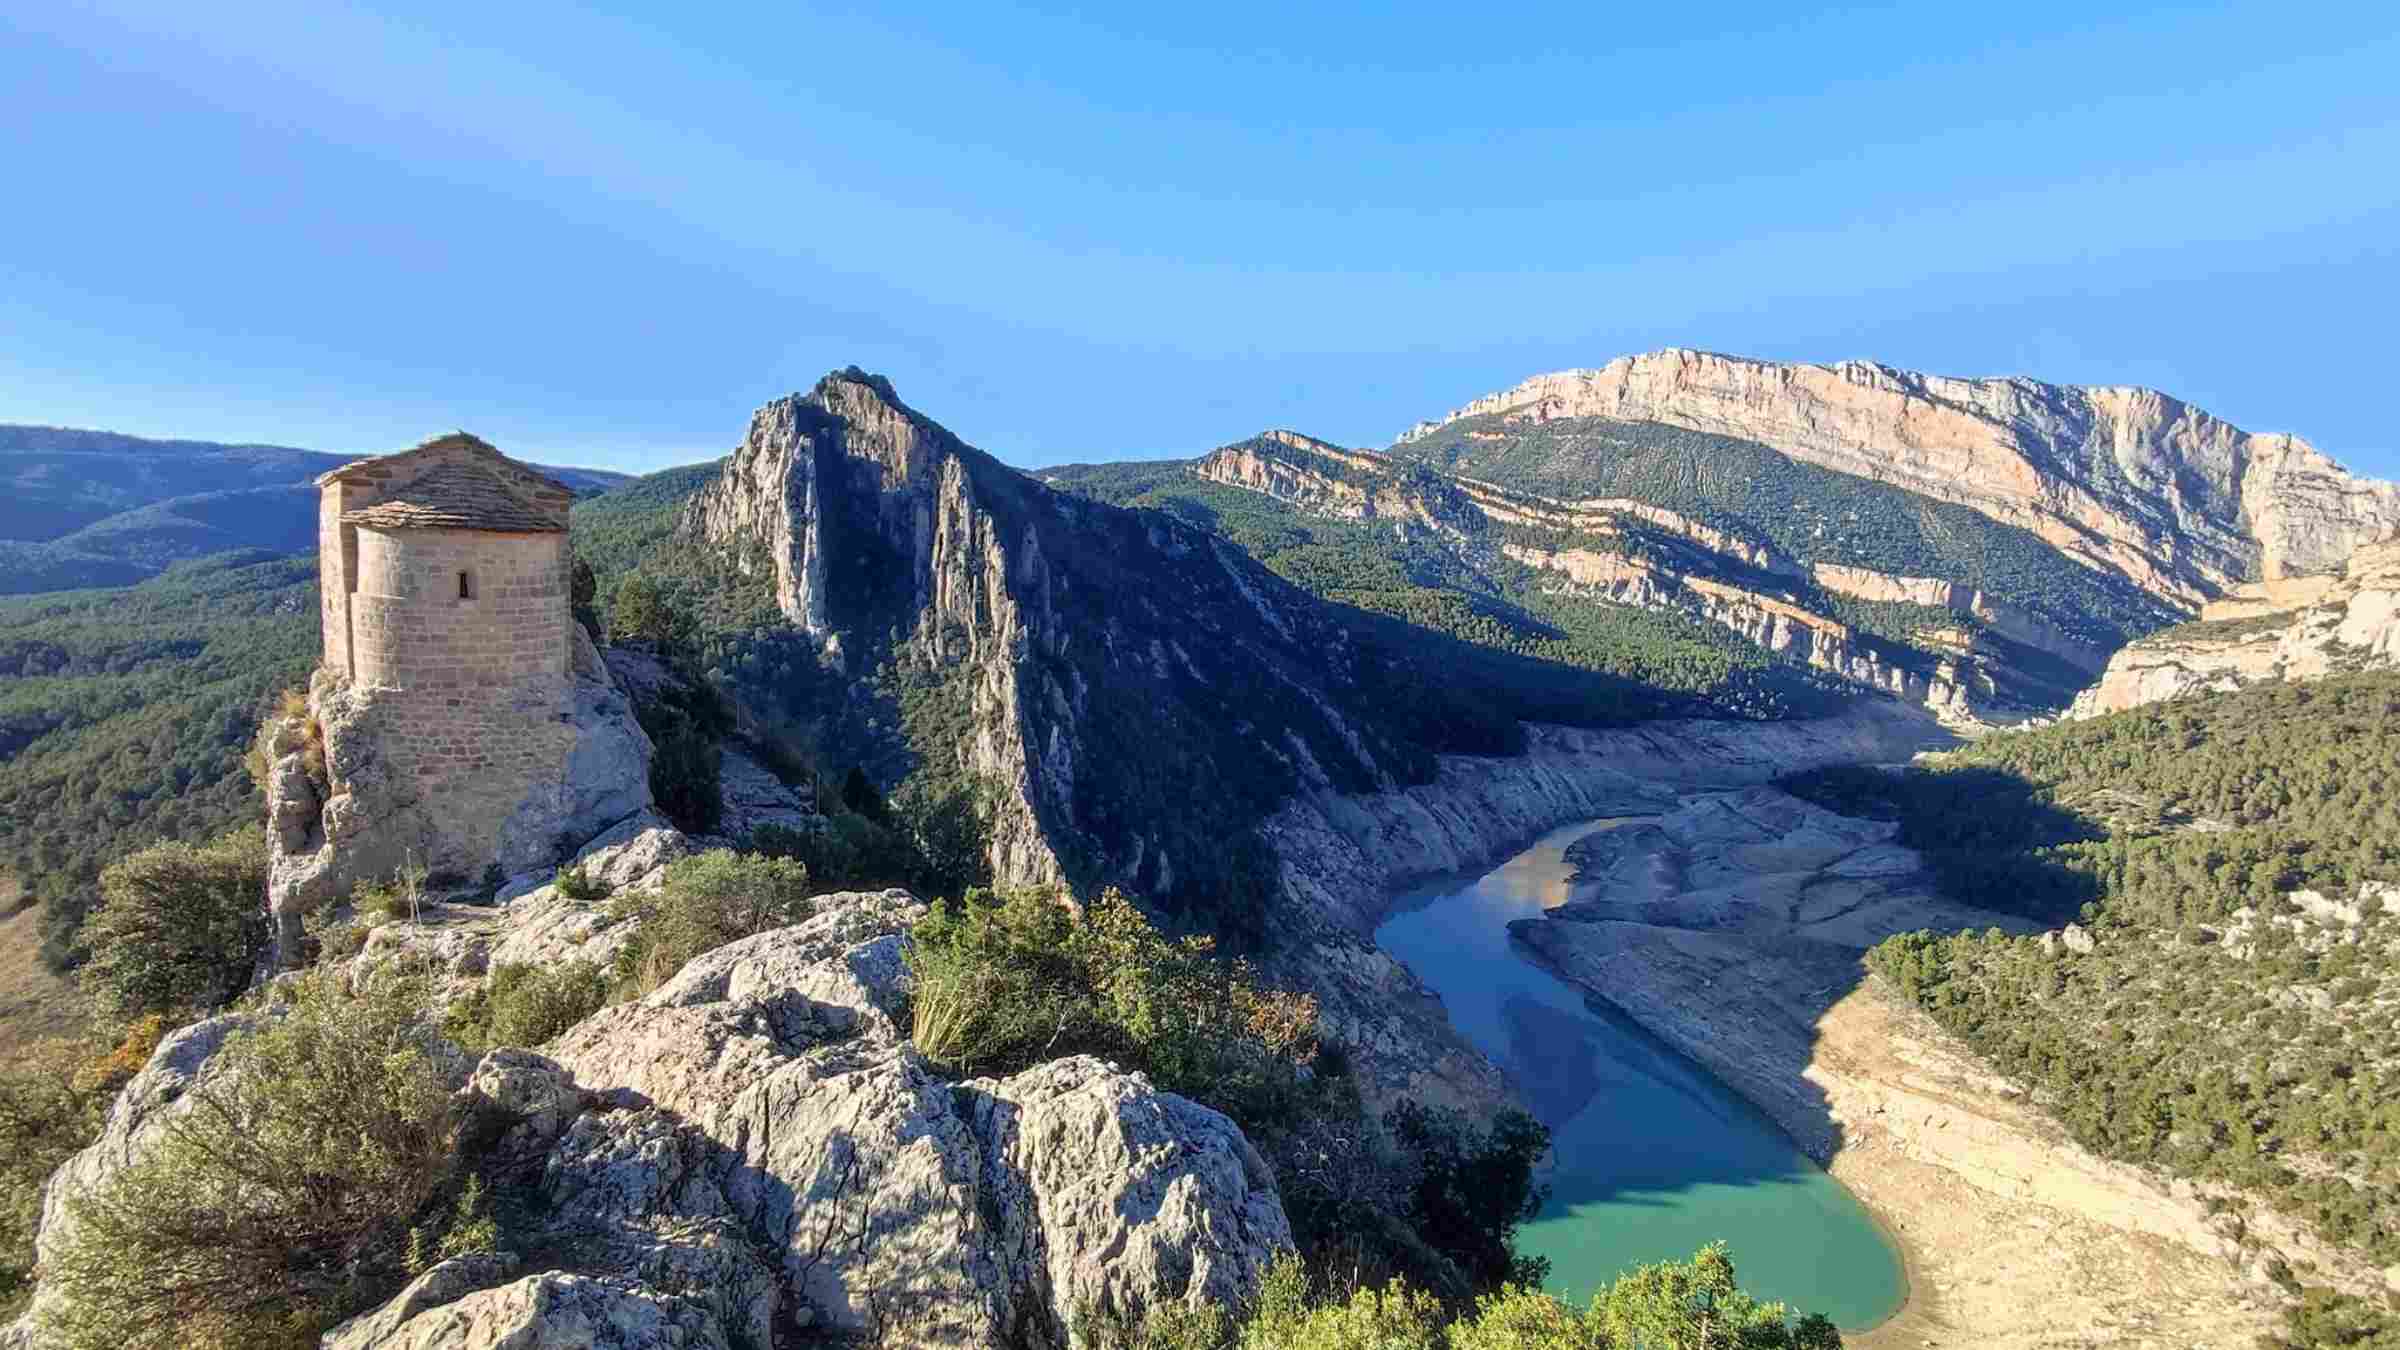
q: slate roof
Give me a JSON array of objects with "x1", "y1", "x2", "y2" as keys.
[{"x1": 340, "y1": 457, "x2": 566, "y2": 533}]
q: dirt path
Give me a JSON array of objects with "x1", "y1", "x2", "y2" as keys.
[{"x1": 0, "y1": 878, "x2": 84, "y2": 1054}]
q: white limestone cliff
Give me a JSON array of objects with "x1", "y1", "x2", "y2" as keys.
[{"x1": 1399, "y1": 349, "x2": 2400, "y2": 605}]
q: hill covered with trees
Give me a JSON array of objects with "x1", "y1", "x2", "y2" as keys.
[{"x1": 1786, "y1": 673, "x2": 2400, "y2": 1341}]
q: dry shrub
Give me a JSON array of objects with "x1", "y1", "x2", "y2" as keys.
[
  {"x1": 38, "y1": 972, "x2": 463, "y2": 1350},
  {"x1": 0, "y1": 1039, "x2": 108, "y2": 1316}
]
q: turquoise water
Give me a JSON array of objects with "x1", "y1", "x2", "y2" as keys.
[{"x1": 1374, "y1": 820, "x2": 1906, "y2": 1330}]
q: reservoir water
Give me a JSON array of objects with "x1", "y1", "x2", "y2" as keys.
[{"x1": 1374, "y1": 819, "x2": 1906, "y2": 1329}]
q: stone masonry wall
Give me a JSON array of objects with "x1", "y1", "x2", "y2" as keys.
[{"x1": 351, "y1": 526, "x2": 570, "y2": 692}]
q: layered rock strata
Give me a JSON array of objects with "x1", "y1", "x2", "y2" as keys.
[
  {"x1": 2072, "y1": 536, "x2": 2400, "y2": 715},
  {"x1": 1397, "y1": 348, "x2": 2400, "y2": 603}
]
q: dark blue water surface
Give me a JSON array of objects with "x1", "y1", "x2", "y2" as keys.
[{"x1": 1374, "y1": 820, "x2": 1904, "y2": 1329}]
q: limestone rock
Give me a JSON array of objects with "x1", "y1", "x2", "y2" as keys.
[
  {"x1": 1395, "y1": 349, "x2": 2400, "y2": 604},
  {"x1": 329, "y1": 890, "x2": 1293, "y2": 1348},
  {"x1": 711, "y1": 745, "x2": 818, "y2": 843},
  {"x1": 2071, "y1": 536, "x2": 2400, "y2": 716},
  {"x1": 329, "y1": 1268, "x2": 754, "y2": 1350},
  {"x1": 1193, "y1": 432, "x2": 2089, "y2": 725},
  {"x1": 963, "y1": 1055, "x2": 1294, "y2": 1341},
  {"x1": 563, "y1": 811, "x2": 693, "y2": 894}
]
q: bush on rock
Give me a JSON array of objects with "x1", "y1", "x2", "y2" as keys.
[
  {"x1": 40, "y1": 972, "x2": 466, "y2": 1350},
  {"x1": 609, "y1": 849, "x2": 814, "y2": 994},
  {"x1": 74, "y1": 825, "x2": 268, "y2": 1024}
]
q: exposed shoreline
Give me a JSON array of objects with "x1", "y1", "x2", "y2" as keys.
[{"x1": 1517, "y1": 797, "x2": 2283, "y2": 1348}]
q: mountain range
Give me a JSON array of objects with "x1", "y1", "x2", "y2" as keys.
[
  {"x1": 0, "y1": 426, "x2": 627, "y2": 593},
  {"x1": 9, "y1": 351, "x2": 2400, "y2": 1347}
]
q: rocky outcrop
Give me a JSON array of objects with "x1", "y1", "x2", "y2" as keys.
[
  {"x1": 265, "y1": 624, "x2": 655, "y2": 962},
  {"x1": 1256, "y1": 701, "x2": 1949, "y2": 1116},
  {"x1": 353, "y1": 890, "x2": 1292, "y2": 1349},
  {"x1": 1396, "y1": 348, "x2": 2400, "y2": 604},
  {"x1": 1194, "y1": 430, "x2": 2077, "y2": 725},
  {"x1": 674, "y1": 371, "x2": 1532, "y2": 908},
  {"x1": 14, "y1": 892, "x2": 1294, "y2": 1350},
  {"x1": 2071, "y1": 536, "x2": 2400, "y2": 716}
]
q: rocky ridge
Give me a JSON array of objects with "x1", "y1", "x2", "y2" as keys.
[
  {"x1": 11, "y1": 879, "x2": 1294, "y2": 1350},
  {"x1": 2071, "y1": 536, "x2": 2400, "y2": 715},
  {"x1": 1195, "y1": 433, "x2": 2094, "y2": 725},
  {"x1": 1396, "y1": 348, "x2": 2400, "y2": 604}
]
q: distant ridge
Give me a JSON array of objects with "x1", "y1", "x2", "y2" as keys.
[
  {"x1": 1395, "y1": 348, "x2": 2400, "y2": 603},
  {"x1": 0, "y1": 424, "x2": 627, "y2": 593}
]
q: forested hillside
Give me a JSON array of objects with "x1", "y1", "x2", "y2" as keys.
[
  {"x1": 1787, "y1": 674, "x2": 2400, "y2": 1342},
  {"x1": 1391, "y1": 414, "x2": 2183, "y2": 649},
  {"x1": 1042, "y1": 456, "x2": 1851, "y2": 719},
  {"x1": 0, "y1": 554, "x2": 317, "y2": 966},
  {"x1": 0, "y1": 425, "x2": 626, "y2": 593}
]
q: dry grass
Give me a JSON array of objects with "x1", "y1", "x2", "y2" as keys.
[{"x1": 0, "y1": 879, "x2": 85, "y2": 1056}]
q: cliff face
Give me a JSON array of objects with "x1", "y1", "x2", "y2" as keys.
[
  {"x1": 1397, "y1": 349, "x2": 2400, "y2": 604},
  {"x1": 677, "y1": 372, "x2": 1599, "y2": 917},
  {"x1": 1193, "y1": 434, "x2": 2093, "y2": 727},
  {"x1": 2070, "y1": 537, "x2": 2400, "y2": 716}
]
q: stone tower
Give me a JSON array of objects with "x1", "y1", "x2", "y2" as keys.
[
  {"x1": 316, "y1": 433, "x2": 576, "y2": 692},
  {"x1": 265, "y1": 434, "x2": 653, "y2": 961}
]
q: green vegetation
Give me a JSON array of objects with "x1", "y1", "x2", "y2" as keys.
[
  {"x1": 38, "y1": 972, "x2": 466, "y2": 1350},
  {"x1": 906, "y1": 885, "x2": 1320, "y2": 1113},
  {"x1": 1392, "y1": 415, "x2": 2183, "y2": 650},
  {"x1": 1784, "y1": 674, "x2": 2400, "y2": 1342},
  {"x1": 607, "y1": 849, "x2": 815, "y2": 994},
  {"x1": 1082, "y1": 1244, "x2": 1839, "y2": 1349},
  {"x1": 0, "y1": 553, "x2": 317, "y2": 969},
  {"x1": 1045, "y1": 458, "x2": 1847, "y2": 720},
  {"x1": 72, "y1": 826, "x2": 269, "y2": 1026},
  {"x1": 439, "y1": 960, "x2": 612, "y2": 1053}
]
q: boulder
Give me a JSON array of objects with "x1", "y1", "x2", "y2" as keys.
[
  {"x1": 963, "y1": 1055, "x2": 1295, "y2": 1342},
  {"x1": 329, "y1": 889, "x2": 1294, "y2": 1349}
]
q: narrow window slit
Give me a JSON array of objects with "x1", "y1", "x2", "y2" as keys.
[{"x1": 458, "y1": 570, "x2": 475, "y2": 601}]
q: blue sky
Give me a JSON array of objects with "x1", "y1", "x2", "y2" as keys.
[{"x1": 3, "y1": 1, "x2": 2397, "y2": 475}]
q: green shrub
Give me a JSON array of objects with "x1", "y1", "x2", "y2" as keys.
[
  {"x1": 903, "y1": 885, "x2": 1318, "y2": 1120},
  {"x1": 74, "y1": 826, "x2": 269, "y2": 1024},
  {"x1": 0, "y1": 1040, "x2": 109, "y2": 1316},
  {"x1": 553, "y1": 863, "x2": 610, "y2": 902},
  {"x1": 1239, "y1": 1256, "x2": 1446, "y2": 1349},
  {"x1": 751, "y1": 811, "x2": 920, "y2": 892},
  {"x1": 1390, "y1": 1102, "x2": 1553, "y2": 1292},
  {"x1": 609, "y1": 850, "x2": 814, "y2": 994},
  {"x1": 1592, "y1": 1243, "x2": 1841, "y2": 1349},
  {"x1": 442, "y1": 961, "x2": 611, "y2": 1052},
  {"x1": 38, "y1": 971, "x2": 462, "y2": 1349}
]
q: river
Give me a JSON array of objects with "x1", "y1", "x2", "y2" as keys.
[{"x1": 1374, "y1": 818, "x2": 1906, "y2": 1329}]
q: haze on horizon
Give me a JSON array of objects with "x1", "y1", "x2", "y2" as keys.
[{"x1": 3, "y1": 0, "x2": 2397, "y2": 476}]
